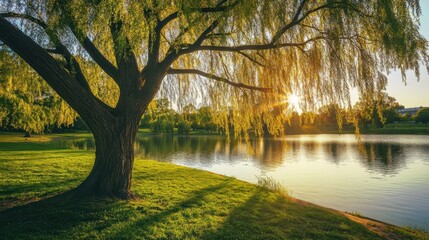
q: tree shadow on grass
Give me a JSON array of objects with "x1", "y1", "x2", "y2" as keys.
[
  {"x1": 0, "y1": 194, "x2": 124, "y2": 239},
  {"x1": 200, "y1": 189, "x2": 383, "y2": 240},
  {"x1": 0, "y1": 179, "x2": 84, "y2": 210},
  {"x1": 106, "y1": 182, "x2": 230, "y2": 239},
  {"x1": 0, "y1": 142, "x2": 63, "y2": 151},
  {"x1": 0, "y1": 179, "x2": 387, "y2": 240},
  {"x1": 0, "y1": 182, "x2": 229, "y2": 239}
]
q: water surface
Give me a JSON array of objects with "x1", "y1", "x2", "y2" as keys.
[{"x1": 51, "y1": 134, "x2": 429, "y2": 229}]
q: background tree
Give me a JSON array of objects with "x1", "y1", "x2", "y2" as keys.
[
  {"x1": 315, "y1": 104, "x2": 345, "y2": 127},
  {"x1": 354, "y1": 92, "x2": 404, "y2": 128},
  {"x1": 181, "y1": 104, "x2": 198, "y2": 130},
  {"x1": 197, "y1": 106, "x2": 216, "y2": 133},
  {"x1": 0, "y1": 0, "x2": 428, "y2": 199},
  {"x1": 0, "y1": 48, "x2": 77, "y2": 136},
  {"x1": 380, "y1": 95, "x2": 403, "y2": 124},
  {"x1": 142, "y1": 98, "x2": 176, "y2": 133},
  {"x1": 415, "y1": 108, "x2": 429, "y2": 124}
]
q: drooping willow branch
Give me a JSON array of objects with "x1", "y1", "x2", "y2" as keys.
[
  {"x1": 167, "y1": 68, "x2": 272, "y2": 92},
  {"x1": 160, "y1": 0, "x2": 370, "y2": 66}
]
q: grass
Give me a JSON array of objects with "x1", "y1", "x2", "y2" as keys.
[
  {"x1": 256, "y1": 176, "x2": 291, "y2": 197},
  {"x1": 1, "y1": 132, "x2": 428, "y2": 239}
]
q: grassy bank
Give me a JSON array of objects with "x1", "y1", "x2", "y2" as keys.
[{"x1": 0, "y1": 133, "x2": 427, "y2": 239}]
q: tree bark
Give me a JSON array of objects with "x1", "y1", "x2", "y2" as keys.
[
  {"x1": 72, "y1": 116, "x2": 140, "y2": 199},
  {"x1": 1, "y1": 15, "x2": 160, "y2": 200},
  {"x1": 24, "y1": 131, "x2": 31, "y2": 138}
]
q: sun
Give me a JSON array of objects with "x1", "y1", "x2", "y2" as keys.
[{"x1": 287, "y1": 94, "x2": 302, "y2": 113}]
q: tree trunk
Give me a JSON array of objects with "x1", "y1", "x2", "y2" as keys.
[
  {"x1": 72, "y1": 117, "x2": 140, "y2": 199},
  {"x1": 24, "y1": 131, "x2": 31, "y2": 138}
]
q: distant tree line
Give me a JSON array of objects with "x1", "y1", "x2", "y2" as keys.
[
  {"x1": 2, "y1": 85, "x2": 428, "y2": 136},
  {"x1": 139, "y1": 98, "x2": 217, "y2": 135},
  {"x1": 296, "y1": 92, "x2": 429, "y2": 133}
]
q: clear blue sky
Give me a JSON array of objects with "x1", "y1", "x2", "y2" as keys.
[{"x1": 385, "y1": 2, "x2": 429, "y2": 108}]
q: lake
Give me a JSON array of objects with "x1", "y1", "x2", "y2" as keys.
[{"x1": 52, "y1": 134, "x2": 429, "y2": 229}]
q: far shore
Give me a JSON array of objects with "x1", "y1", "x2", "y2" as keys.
[{"x1": 2, "y1": 122, "x2": 429, "y2": 141}]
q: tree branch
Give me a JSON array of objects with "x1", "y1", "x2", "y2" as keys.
[
  {"x1": 80, "y1": 37, "x2": 120, "y2": 83},
  {"x1": 19, "y1": 2, "x2": 119, "y2": 84},
  {"x1": 193, "y1": 20, "x2": 220, "y2": 47},
  {"x1": 0, "y1": 16, "x2": 113, "y2": 127},
  {"x1": 167, "y1": 68, "x2": 272, "y2": 92},
  {"x1": 270, "y1": 0, "x2": 308, "y2": 44},
  {"x1": 0, "y1": 12, "x2": 47, "y2": 28},
  {"x1": 158, "y1": 0, "x2": 235, "y2": 30},
  {"x1": 237, "y1": 51, "x2": 265, "y2": 67},
  {"x1": 60, "y1": 14, "x2": 120, "y2": 84},
  {"x1": 180, "y1": 36, "x2": 325, "y2": 53},
  {"x1": 159, "y1": 19, "x2": 221, "y2": 74},
  {"x1": 109, "y1": 19, "x2": 142, "y2": 111},
  {"x1": 3, "y1": 11, "x2": 120, "y2": 85},
  {"x1": 270, "y1": 1, "x2": 365, "y2": 45},
  {"x1": 0, "y1": 12, "x2": 92, "y2": 93}
]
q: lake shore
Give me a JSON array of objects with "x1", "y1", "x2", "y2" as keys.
[
  {"x1": 134, "y1": 124, "x2": 429, "y2": 136},
  {"x1": 1, "y1": 133, "x2": 428, "y2": 239},
  {"x1": 3, "y1": 122, "x2": 429, "y2": 139}
]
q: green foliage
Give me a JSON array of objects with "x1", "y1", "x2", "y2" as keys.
[
  {"x1": 0, "y1": 49, "x2": 77, "y2": 134},
  {"x1": 150, "y1": 116, "x2": 175, "y2": 134},
  {"x1": 197, "y1": 106, "x2": 217, "y2": 133},
  {"x1": 143, "y1": 98, "x2": 176, "y2": 133},
  {"x1": 141, "y1": 99, "x2": 219, "y2": 134},
  {"x1": 315, "y1": 104, "x2": 345, "y2": 127},
  {"x1": 2, "y1": 133, "x2": 427, "y2": 239},
  {"x1": 1, "y1": 0, "x2": 428, "y2": 139},
  {"x1": 181, "y1": 104, "x2": 198, "y2": 130},
  {"x1": 354, "y1": 92, "x2": 404, "y2": 128},
  {"x1": 415, "y1": 108, "x2": 429, "y2": 124},
  {"x1": 177, "y1": 119, "x2": 191, "y2": 135}
]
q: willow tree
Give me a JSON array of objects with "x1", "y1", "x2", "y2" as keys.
[
  {"x1": 0, "y1": 49, "x2": 78, "y2": 135},
  {"x1": 0, "y1": 0, "x2": 427, "y2": 199}
]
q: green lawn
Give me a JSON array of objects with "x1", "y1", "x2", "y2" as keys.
[{"x1": 0, "y1": 132, "x2": 427, "y2": 239}]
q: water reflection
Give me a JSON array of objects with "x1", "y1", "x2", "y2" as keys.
[
  {"x1": 49, "y1": 137, "x2": 96, "y2": 150},
  {"x1": 361, "y1": 143, "x2": 406, "y2": 176},
  {"x1": 50, "y1": 134, "x2": 428, "y2": 176},
  {"x1": 135, "y1": 135, "x2": 416, "y2": 176},
  {"x1": 48, "y1": 134, "x2": 429, "y2": 228}
]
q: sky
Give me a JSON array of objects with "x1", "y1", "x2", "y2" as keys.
[{"x1": 384, "y1": 2, "x2": 429, "y2": 108}]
